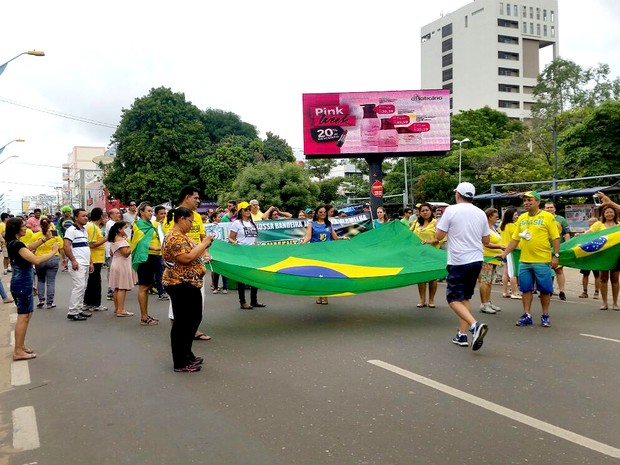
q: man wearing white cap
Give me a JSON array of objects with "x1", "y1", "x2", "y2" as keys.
[{"x1": 435, "y1": 182, "x2": 490, "y2": 351}]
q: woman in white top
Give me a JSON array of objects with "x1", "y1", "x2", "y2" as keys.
[{"x1": 229, "y1": 202, "x2": 266, "y2": 310}]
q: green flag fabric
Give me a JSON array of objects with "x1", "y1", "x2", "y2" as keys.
[
  {"x1": 209, "y1": 221, "x2": 448, "y2": 297},
  {"x1": 131, "y1": 218, "x2": 155, "y2": 271}
]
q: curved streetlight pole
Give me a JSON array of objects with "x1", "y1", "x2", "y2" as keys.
[
  {"x1": 0, "y1": 155, "x2": 19, "y2": 166},
  {"x1": 0, "y1": 50, "x2": 45, "y2": 77},
  {"x1": 452, "y1": 138, "x2": 470, "y2": 184},
  {"x1": 0, "y1": 138, "x2": 25, "y2": 156}
]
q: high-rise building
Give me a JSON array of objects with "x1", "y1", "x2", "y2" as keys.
[{"x1": 421, "y1": 0, "x2": 558, "y2": 119}]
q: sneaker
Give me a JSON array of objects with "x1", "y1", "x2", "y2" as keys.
[
  {"x1": 593, "y1": 291, "x2": 599, "y2": 299},
  {"x1": 578, "y1": 291, "x2": 588, "y2": 299},
  {"x1": 452, "y1": 333, "x2": 468, "y2": 347},
  {"x1": 480, "y1": 303, "x2": 496, "y2": 314},
  {"x1": 67, "y1": 313, "x2": 88, "y2": 321},
  {"x1": 222, "y1": 289, "x2": 228, "y2": 294},
  {"x1": 158, "y1": 293, "x2": 169, "y2": 301},
  {"x1": 106, "y1": 294, "x2": 113, "y2": 301},
  {"x1": 212, "y1": 288, "x2": 220, "y2": 294},
  {"x1": 3, "y1": 297, "x2": 14, "y2": 304},
  {"x1": 488, "y1": 302, "x2": 501, "y2": 312},
  {"x1": 559, "y1": 291, "x2": 566, "y2": 301},
  {"x1": 46, "y1": 303, "x2": 56, "y2": 309},
  {"x1": 174, "y1": 365, "x2": 201, "y2": 373},
  {"x1": 36, "y1": 302, "x2": 45, "y2": 308},
  {"x1": 541, "y1": 314, "x2": 551, "y2": 327},
  {"x1": 470, "y1": 322, "x2": 488, "y2": 351},
  {"x1": 79, "y1": 311, "x2": 93, "y2": 318},
  {"x1": 189, "y1": 356, "x2": 204, "y2": 366},
  {"x1": 510, "y1": 294, "x2": 522, "y2": 299},
  {"x1": 516, "y1": 313, "x2": 533, "y2": 326},
  {"x1": 91, "y1": 305, "x2": 108, "y2": 311}
]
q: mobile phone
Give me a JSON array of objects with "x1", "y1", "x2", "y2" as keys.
[
  {"x1": 50, "y1": 229, "x2": 58, "y2": 237},
  {"x1": 593, "y1": 195, "x2": 601, "y2": 206}
]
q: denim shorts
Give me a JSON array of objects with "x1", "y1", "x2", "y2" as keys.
[
  {"x1": 12, "y1": 289, "x2": 34, "y2": 314},
  {"x1": 518, "y1": 262, "x2": 553, "y2": 295},
  {"x1": 446, "y1": 262, "x2": 483, "y2": 303}
]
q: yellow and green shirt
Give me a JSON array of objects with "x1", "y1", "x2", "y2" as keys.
[
  {"x1": 162, "y1": 211, "x2": 204, "y2": 244},
  {"x1": 512, "y1": 210, "x2": 560, "y2": 263},
  {"x1": 86, "y1": 222, "x2": 105, "y2": 264}
]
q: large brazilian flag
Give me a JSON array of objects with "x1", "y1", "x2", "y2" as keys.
[
  {"x1": 559, "y1": 224, "x2": 620, "y2": 270},
  {"x1": 209, "y1": 221, "x2": 448, "y2": 296}
]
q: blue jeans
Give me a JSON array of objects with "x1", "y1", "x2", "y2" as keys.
[
  {"x1": 0, "y1": 277, "x2": 7, "y2": 299},
  {"x1": 11, "y1": 263, "x2": 34, "y2": 314},
  {"x1": 35, "y1": 255, "x2": 60, "y2": 305}
]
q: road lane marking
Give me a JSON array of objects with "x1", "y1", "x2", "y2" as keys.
[
  {"x1": 580, "y1": 334, "x2": 620, "y2": 343},
  {"x1": 11, "y1": 361, "x2": 31, "y2": 386},
  {"x1": 12, "y1": 406, "x2": 40, "y2": 450},
  {"x1": 368, "y1": 359, "x2": 620, "y2": 459}
]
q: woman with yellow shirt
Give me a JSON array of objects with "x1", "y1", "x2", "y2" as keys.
[
  {"x1": 31, "y1": 218, "x2": 64, "y2": 309},
  {"x1": 479, "y1": 208, "x2": 505, "y2": 314},
  {"x1": 588, "y1": 206, "x2": 619, "y2": 310},
  {"x1": 410, "y1": 203, "x2": 442, "y2": 308},
  {"x1": 499, "y1": 207, "x2": 521, "y2": 299}
]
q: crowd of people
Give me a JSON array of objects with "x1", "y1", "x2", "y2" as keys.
[{"x1": 1, "y1": 184, "x2": 618, "y2": 367}]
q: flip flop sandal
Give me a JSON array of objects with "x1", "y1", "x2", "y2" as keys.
[
  {"x1": 13, "y1": 353, "x2": 37, "y2": 361},
  {"x1": 194, "y1": 333, "x2": 212, "y2": 341},
  {"x1": 416, "y1": 303, "x2": 427, "y2": 308},
  {"x1": 140, "y1": 316, "x2": 159, "y2": 326}
]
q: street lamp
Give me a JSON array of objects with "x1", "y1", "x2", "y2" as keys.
[
  {"x1": 452, "y1": 138, "x2": 470, "y2": 184},
  {"x1": 0, "y1": 50, "x2": 45, "y2": 77},
  {"x1": 0, "y1": 138, "x2": 25, "y2": 156},
  {"x1": 0, "y1": 155, "x2": 19, "y2": 166}
]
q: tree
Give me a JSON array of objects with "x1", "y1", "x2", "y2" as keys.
[
  {"x1": 451, "y1": 106, "x2": 524, "y2": 148},
  {"x1": 532, "y1": 58, "x2": 620, "y2": 120},
  {"x1": 414, "y1": 170, "x2": 458, "y2": 204},
  {"x1": 304, "y1": 158, "x2": 337, "y2": 181},
  {"x1": 560, "y1": 100, "x2": 620, "y2": 177},
  {"x1": 203, "y1": 108, "x2": 258, "y2": 144},
  {"x1": 317, "y1": 177, "x2": 345, "y2": 205},
  {"x1": 200, "y1": 145, "x2": 249, "y2": 200},
  {"x1": 226, "y1": 162, "x2": 319, "y2": 213},
  {"x1": 104, "y1": 87, "x2": 213, "y2": 204},
  {"x1": 262, "y1": 132, "x2": 296, "y2": 163}
]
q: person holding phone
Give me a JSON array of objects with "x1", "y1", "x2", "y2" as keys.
[{"x1": 31, "y1": 218, "x2": 64, "y2": 309}]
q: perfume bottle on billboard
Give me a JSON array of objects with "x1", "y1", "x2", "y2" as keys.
[
  {"x1": 378, "y1": 119, "x2": 398, "y2": 147},
  {"x1": 360, "y1": 104, "x2": 380, "y2": 146}
]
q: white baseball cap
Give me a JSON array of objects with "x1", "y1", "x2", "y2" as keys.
[{"x1": 454, "y1": 182, "x2": 476, "y2": 199}]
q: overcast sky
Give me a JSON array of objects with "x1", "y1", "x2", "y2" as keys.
[{"x1": 1, "y1": 0, "x2": 619, "y2": 211}]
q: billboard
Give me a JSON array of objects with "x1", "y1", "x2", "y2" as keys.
[{"x1": 302, "y1": 90, "x2": 450, "y2": 157}]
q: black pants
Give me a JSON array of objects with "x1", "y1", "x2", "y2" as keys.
[
  {"x1": 83, "y1": 263, "x2": 103, "y2": 307},
  {"x1": 165, "y1": 283, "x2": 203, "y2": 369},
  {"x1": 237, "y1": 283, "x2": 258, "y2": 305}
]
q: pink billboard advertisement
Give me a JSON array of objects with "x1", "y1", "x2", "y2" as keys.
[{"x1": 302, "y1": 90, "x2": 450, "y2": 157}]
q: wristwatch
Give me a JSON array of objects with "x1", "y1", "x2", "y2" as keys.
[{"x1": 553, "y1": 252, "x2": 560, "y2": 258}]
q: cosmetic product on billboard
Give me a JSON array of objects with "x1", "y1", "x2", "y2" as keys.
[
  {"x1": 377, "y1": 119, "x2": 398, "y2": 147},
  {"x1": 360, "y1": 104, "x2": 380, "y2": 146},
  {"x1": 336, "y1": 129, "x2": 348, "y2": 147},
  {"x1": 396, "y1": 126, "x2": 423, "y2": 145}
]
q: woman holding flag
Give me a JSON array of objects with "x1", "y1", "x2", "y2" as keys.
[{"x1": 131, "y1": 202, "x2": 160, "y2": 326}]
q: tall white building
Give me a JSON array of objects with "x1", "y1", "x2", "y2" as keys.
[{"x1": 421, "y1": 0, "x2": 559, "y2": 119}]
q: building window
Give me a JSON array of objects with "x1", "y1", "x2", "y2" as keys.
[
  {"x1": 442, "y1": 82, "x2": 453, "y2": 92},
  {"x1": 536, "y1": 8, "x2": 540, "y2": 19},
  {"x1": 513, "y1": 4, "x2": 518, "y2": 16},
  {"x1": 551, "y1": 25, "x2": 555, "y2": 37},
  {"x1": 498, "y1": 18, "x2": 518, "y2": 28},
  {"x1": 530, "y1": 7, "x2": 533, "y2": 18},
  {"x1": 465, "y1": 15, "x2": 468, "y2": 27},
  {"x1": 523, "y1": 6, "x2": 527, "y2": 17},
  {"x1": 498, "y1": 100, "x2": 520, "y2": 109},
  {"x1": 499, "y1": 2, "x2": 504, "y2": 15},
  {"x1": 499, "y1": 84, "x2": 519, "y2": 93},
  {"x1": 498, "y1": 51, "x2": 519, "y2": 60},
  {"x1": 543, "y1": 25, "x2": 547, "y2": 36},
  {"x1": 522, "y1": 21, "x2": 527, "y2": 33},
  {"x1": 442, "y1": 68, "x2": 453, "y2": 81},
  {"x1": 421, "y1": 33, "x2": 431, "y2": 42},
  {"x1": 442, "y1": 23, "x2": 453, "y2": 37},
  {"x1": 536, "y1": 23, "x2": 541, "y2": 35},
  {"x1": 498, "y1": 34, "x2": 519, "y2": 44},
  {"x1": 506, "y1": 3, "x2": 510, "y2": 16},
  {"x1": 530, "y1": 22, "x2": 534, "y2": 34},
  {"x1": 550, "y1": 10, "x2": 555, "y2": 22},
  {"x1": 442, "y1": 38, "x2": 453, "y2": 52},
  {"x1": 498, "y1": 67, "x2": 519, "y2": 77},
  {"x1": 543, "y1": 9, "x2": 547, "y2": 21},
  {"x1": 442, "y1": 53, "x2": 453, "y2": 67}
]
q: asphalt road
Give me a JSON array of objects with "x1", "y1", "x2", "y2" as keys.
[{"x1": 2, "y1": 268, "x2": 620, "y2": 465}]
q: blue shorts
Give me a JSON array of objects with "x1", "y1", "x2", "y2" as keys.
[
  {"x1": 518, "y1": 262, "x2": 554, "y2": 295},
  {"x1": 446, "y1": 262, "x2": 483, "y2": 303}
]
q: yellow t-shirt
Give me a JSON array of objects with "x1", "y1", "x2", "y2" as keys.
[
  {"x1": 31, "y1": 232, "x2": 63, "y2": 256},
  {"x1": 19, "y1": 228, "x2": 33, "y2": 245},
  {"x1": 589, "y1": 221, "x2": 608, "y2": 232},
  {"x1": 162, "y1": 211, "x2": 204, "y2": 244},
  {"x1": 512, "y1": 210, "x2": 560, "y2": 263},
  {"x1": 410, "y1": 219, "x2": 442, "y2": 248},
  {"x1": 86, "y1": 222, "x2": 105, "y2": 264},
  {"x1": 483, "y1": 229, "x2": 502, "y2": 265},
  {"x1": 500, "y1": 222, "x2": 517, "y2": 247},
  {"x1": 251, "y1": 211, "x2": 264, "y2": 222},
  {"x1": 0, "y1": 221, "x2": 6, "y2": 237}
]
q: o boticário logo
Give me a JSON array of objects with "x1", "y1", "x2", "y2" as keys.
[{"x1": 259, "y1": 257, "x2": 402, "y2": 278}]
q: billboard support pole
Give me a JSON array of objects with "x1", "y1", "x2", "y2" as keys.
[{"x1": 365, "y1": 156, "x2": 384, "y2": 217}]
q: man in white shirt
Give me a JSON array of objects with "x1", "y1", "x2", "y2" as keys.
[
  {"x1": 436, "y1": 182, "x2": 490, "y2": 351},
  {"x1": 63, "y1": 208, "x2": 94, "y2": 321}
]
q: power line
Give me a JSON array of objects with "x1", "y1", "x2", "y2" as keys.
[{"x1": 0, "y1": 96, "x2": 117, "y2": 129}]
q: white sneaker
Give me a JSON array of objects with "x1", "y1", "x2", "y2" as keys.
[
  {"x1": 488, "y1": 302, "x2": 502, "y2": 312},
  {"x1": 480, "y1": 303, "x2": 497, "y2": 314}
]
